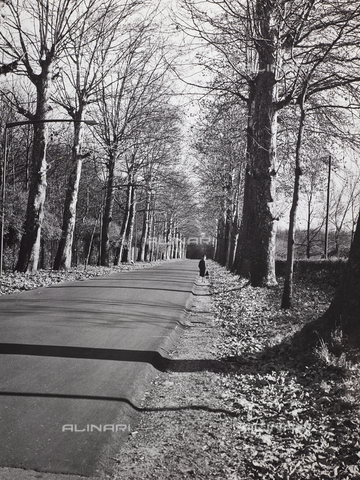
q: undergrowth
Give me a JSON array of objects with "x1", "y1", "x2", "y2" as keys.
[{"x1": 210, "y1": 261, "x2": 360, "y2": 480}]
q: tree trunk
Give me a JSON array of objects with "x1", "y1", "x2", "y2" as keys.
[
  {"x1": 232, "y1": 2, "x2": 279, "y2": 287},
  {"x1": 306, "y1": 198, "x2": 312, "y2": 259},
  {"x1": 115, "y1": 186, "x2": 131, "y2": 265},
  {"x1": 147, "y1": 209, "x2": 155, "y2": 261},
  {"x1": 126, "y1": 193, "x2": 136, "y2": 263},
  {"x1": 115, "y1": 176, "x2": 135, "y2": 264},
  {"x1": 181, "y1": 235, "x2": 186, "y2": 258},
  {"x1": 166, "y1": 217, "x2": 173, "y2": 260},
  {"x1": 139, "y1": 187, "x2": 151, "y2": 262},
  {"x1": 54, "y1": 120, "x2": 85, "y2": 270},
  {"x1": 225, "y1": 207, "x2": 233, "y2": 268},
  {"x1": 302, "y1": 208, "x2": 360, "y2": 347},
  {"x1": 100, "y1": 151, "x2": 116, "y2": 266},
  {"x1": 173, "y1": 228, "x2": 179, "y2": 259},
  {"x1": 216, "y1": 215, "x2": 227, "y2": 265},
  {"x1": 235, "y1": 71, "x2": 278, "y2": 286},
  {"x1": 229, "y1": 211, "x2": 239, "y2": 269},
  {"x1": 15, "y1": 73, "x2": 51, "y2": 273},
  {"x1": 281, "y1": 102, "x2": 306, "y2": 309},
  {"x1": 228, "y1": 169, "x2": 243, "y2": 269}
]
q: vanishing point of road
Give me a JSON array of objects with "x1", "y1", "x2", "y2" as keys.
[{"x1": 0, "y1": 259, "x2": 198, "y2": 478}]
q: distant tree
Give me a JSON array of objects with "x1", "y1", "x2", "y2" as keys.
[
  {"x1": 302, "y1": 161, "x2": 327, "y2": 259},
  {"x1": 157, "y1": 170, "x2": 198, "y2": 260},
  {"x1": 136, "y1": 108, "x2": 181, "y2": 262},
  {"x1": 193, "y1": 96, "x2": 246, "y2": 268},
  {"x1": 328, "y1": 169, "x2": 360, "y2": 256},
  {"x1": 94, "y1": 21, "x2": 174, "y2": 265}
]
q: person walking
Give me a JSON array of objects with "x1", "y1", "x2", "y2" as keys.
[{"x1": 198, "y1": 255, "x2": 207, "y2": 282}]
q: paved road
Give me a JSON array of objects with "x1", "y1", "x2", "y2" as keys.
[{"x1": 0, "y1": 260, "x2": 198, "y2": 477}]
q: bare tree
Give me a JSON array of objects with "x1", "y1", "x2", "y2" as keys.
[
  {"x1": 52, "y1": 0, "x2": 142, "y2": 270},
  {"x1": 94, "y1": 22, "x2": 174, "y2": 266},
  {"x1": 137, "y1": 108, "x2": 181, "y2": 262},
  {"x1": 192, "y1": 96, "x2": 246, "y2": 268},
  {"x1": 329, "y1": 169, "x2": 360, "y2": 256},
  {"x1": 281, "y1": 92, "x2": 307, "y2": 309},
  {"x1": 180, "y1": 0, "x2": 360, "y2": 286},
  {"x1": 302, "y1": 160, "x2": 327, "y2": 259},
  {"x1": 0, "y1": 0, "x2": 94, "y2": 272}
]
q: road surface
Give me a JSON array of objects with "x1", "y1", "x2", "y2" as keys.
[{"x1": 0, "y1": 260, "x2": 198, "y2": 477}]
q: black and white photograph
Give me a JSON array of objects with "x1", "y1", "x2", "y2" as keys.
[{"x1": 1, "y1": 0, "x2": 360, "y2": 479}]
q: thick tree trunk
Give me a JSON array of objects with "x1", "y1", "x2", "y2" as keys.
[
  {"x1": 54, "y1": 121, "x2": 84, "y2": 270},
  {"x1": 282, "y1": 103, "x2": 306, "y2": 309},
  {"x1": 100, "y1": 151, "x2": 116, "y2": 266},
  {"x1": 301, "y1": 209, "x2": 360, "y2": 347},
  {"x1": 232, "y1": 2, "x2": 279, "y2": 287},
  {"x1": 233, "y1": 76, "x2": 278, "y2": 286},
  {"x1": 16, "y1": 73, "x2": 51, "y2": 273}
]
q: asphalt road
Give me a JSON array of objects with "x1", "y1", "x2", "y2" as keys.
[{"x1": 0, "y1": 259, "x2": 198, "y2": 477}]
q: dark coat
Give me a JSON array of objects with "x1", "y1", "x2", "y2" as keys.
[{"x1": 198, "y1": 258, "x2": 206, "y2": 277}]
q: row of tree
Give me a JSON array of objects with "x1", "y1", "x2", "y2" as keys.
[
  {"x1": 0, "y1": 0, "x2": 198, "y2": 273},
  {"x1": 179, "y1": 0, "x2": 360, "y2": 312},
  {"x1": 193, "y1": 94, "x2": 360, "y2": 262}
]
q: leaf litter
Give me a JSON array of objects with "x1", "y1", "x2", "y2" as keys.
[{"x1": 0, "y1": 262, "x2": 166, "y2": 296}]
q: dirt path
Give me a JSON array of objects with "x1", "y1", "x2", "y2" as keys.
[{"x1": 107, "y1": 276, "x2": 241, "y2": 480}]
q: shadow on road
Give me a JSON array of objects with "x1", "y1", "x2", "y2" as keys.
[
  {"x1": 0, "y1": 343, "x2": 236, "y2": 418},
  {"x1": 0, "y1": 338, "x2": 352, "y2": 421},
  {"x1": 0, "y1": 342, "x2": 226, "y2": 373}
]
